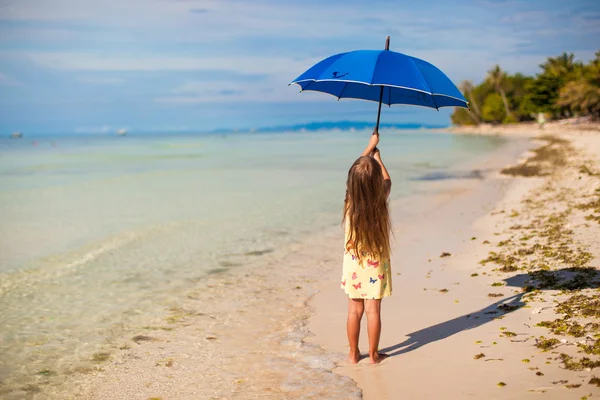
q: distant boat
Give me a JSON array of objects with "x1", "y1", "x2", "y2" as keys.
[
  {"x1": 117, "y1": 129, "x2": 127, "y2": 136},
  {"x1": 10, "y1": 131, "x2": 23, "y2": 139}
]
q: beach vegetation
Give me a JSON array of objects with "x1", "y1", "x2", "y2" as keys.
[
  {"x1": 474, "y1": 353, "x2": 485, "y2": 359},
  {"x1": 482, "y1": 92, "x2": 506, "y2": 122},
  {"x1": 452, "y1": 51, "x2": 600, "y2": 125},
  {"x1": 589, "y1": 377, "x2": 600, "y2": 387}
]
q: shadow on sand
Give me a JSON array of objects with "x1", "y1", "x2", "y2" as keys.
[
  {"x1": 381, "y1": 267, "x2": 600, "y2": 357},
  {"x1": 380, "y1": 294, "x2": 525, "y2": 357}
]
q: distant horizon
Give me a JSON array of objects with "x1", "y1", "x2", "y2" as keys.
[{"x1": 4, "y1": 120, "x2": 450, "y2": 137}]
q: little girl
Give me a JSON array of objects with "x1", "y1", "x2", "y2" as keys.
[{"x1": 341, "y1": 129, "x2": 392, "y2": 364}]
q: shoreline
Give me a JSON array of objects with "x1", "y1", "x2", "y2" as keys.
[
  {"x1": 309, "y1": 124, "x2": 600, "y2": 398},
  {"x1": 441, "y1": 120, "x2": 600, "y2": 137}
]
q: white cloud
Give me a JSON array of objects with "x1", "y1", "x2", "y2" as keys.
[
  {"x1": 155, "y1": 75, "x2": 301, "y2": 103},
  {"x1": 21, "y1": 51, "x2": 321, "y2": 77}
]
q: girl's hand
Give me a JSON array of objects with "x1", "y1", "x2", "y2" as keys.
[
  {"x1": 369, "y1": 130, "x2": 379, "y2": 148},
  {"x1": 371, "y1": 147, "x2": 381, "y2": 160}
]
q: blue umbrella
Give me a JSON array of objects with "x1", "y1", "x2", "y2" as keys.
[{"x1": 290, "y1": 37, "x2": 468, "y2": 131}]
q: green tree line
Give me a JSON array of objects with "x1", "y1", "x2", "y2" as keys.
[{"x1": 451, "y1": 51, "x2": 600, "y2": 125}]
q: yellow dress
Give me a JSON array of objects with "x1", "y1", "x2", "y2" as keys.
[{"x1": 340, "y1": 223, "x2": 392, "y2": 299}]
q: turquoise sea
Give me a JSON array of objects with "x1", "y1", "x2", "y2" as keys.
[{"x1": 0, "y1": 129, "x2": 519, "y2": 394}]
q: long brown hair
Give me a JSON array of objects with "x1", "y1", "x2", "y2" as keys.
[{"x1": 342, "y1": 156, "x2": 391, "y2": 263}]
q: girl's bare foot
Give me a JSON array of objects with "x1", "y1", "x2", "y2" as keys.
[
  {"x1": 370, "y1": 352, "x2": 388, "y2": 364},
  {"x1": 348, "y1": 350, "x2": 360, "y2": 364}
]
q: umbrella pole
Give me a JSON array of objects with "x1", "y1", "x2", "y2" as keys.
[
  {"x1": 374, "y1": 36, "x2": 390, "y2": 133},
  {"x1": 375, "y1": 88, "x2": 384, "y2": 132}
]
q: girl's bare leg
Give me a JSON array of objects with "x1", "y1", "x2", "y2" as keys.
[
  {"x1": 365, "y1": 299, "x2": 387, "y2": 364},
  {"x1": 347, "y1": 298, "x2": 364, "y2": 363}
]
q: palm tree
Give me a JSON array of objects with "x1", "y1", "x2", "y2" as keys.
[
  {"x1": 487, "y1": 65, "x2": 512, "y2": 118},
  {"x1": 558, "y1": 79, "x2": 600, "y2": 117},
  {"x1": 459, "y1": 80, "x2": 481, "y2": 124},
  {"x1": 542, "y1": 53, "x2": 579, "y2": 79},
  {"x1": 558, "y1": 54, "x2": 600, "y2": 118}
]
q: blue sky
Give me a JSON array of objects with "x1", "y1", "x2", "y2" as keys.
[{"x1": 0, "y1": 0, "x2": 598, "y2": 134}]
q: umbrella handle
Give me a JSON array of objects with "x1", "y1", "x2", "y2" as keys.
[{"x1": 374, "y1": 36, "x2": 390, "y2": 133}]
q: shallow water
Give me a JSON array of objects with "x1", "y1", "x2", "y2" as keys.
[{"x1": 0, "y1": 129, "x2": 519, "y2": 396}]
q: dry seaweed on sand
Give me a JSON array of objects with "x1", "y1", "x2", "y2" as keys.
[
  {"x1": 536, "y1": 318, "x2": 598, "y2": 338},
  {"x1": 559, "y1": 353, "x2": 600, "y2": 371},
  {"x1": 578, "y1": 339, "x2": 600, "y2": 356},
  {"x1": 497, "y1": 303, "x2": 520, "y2": 312},
  {"x1": 535, "y1": 337, "x2": 560, "y2": 351},
  {"x1": 501, "y1": 135, "x2": 572, "y2": 177}
]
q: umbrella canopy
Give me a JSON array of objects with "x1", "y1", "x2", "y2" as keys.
[{"x1": 290, "y1": 37, "x2": 468, "y2": 130}]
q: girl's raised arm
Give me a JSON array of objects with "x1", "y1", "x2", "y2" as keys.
[
  {"x1": 361, "y1": 129, "x2": 379, "y2": 157},
  {"x1": 372, "y1": 147, "x2": 392, "y2": 197}
]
